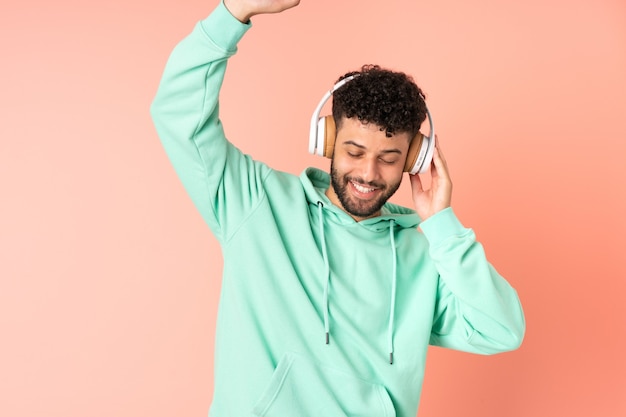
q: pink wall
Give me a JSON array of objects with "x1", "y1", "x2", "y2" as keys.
[{"x1": 1, "y1": 0, "x2": 625, "y2": 416}]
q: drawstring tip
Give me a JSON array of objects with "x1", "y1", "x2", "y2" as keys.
[
  {"x1": 325, "y1": 332, "x2": 330, "y2": 345},
  {"x1": 389, "y1": 352, "x2": 394, "y2": 365}
]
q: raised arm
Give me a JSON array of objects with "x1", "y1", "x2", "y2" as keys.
[{"x1": 150, "y1": 1, "x2": 299, "y2": 241}]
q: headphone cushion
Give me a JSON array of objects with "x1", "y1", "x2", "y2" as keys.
[
  {"x1": 404, "y1": 133, "x2": 424, "y2": 173},
  {"x1": 323, "y1": 116, "x2": 336, "y2": 158}
]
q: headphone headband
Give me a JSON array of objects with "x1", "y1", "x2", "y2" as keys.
[{"x1": 308, "y1": 75, "x2": 357, "y2": 156}]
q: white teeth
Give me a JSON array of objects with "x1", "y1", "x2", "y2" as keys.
[{"x1": 352, "y1": 182, "x2": 375, "y2": 193}]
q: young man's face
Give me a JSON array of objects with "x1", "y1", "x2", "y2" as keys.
[{"x1": 325, "y1": 117, "x2": 411, "y2": 222}]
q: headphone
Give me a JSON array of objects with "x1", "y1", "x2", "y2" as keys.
[{"x1": 308, "y1": 75, "x2": 436, "y2": 175}]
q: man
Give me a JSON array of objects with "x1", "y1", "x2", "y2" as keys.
[{"x1": 150, "y1": 1, "x2": 525, "y2": 416}]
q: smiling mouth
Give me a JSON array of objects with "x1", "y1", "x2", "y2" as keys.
[{"x1": 350, "y1": 180, "x2": 379, "y2": 197}]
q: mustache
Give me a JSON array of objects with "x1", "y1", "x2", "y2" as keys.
[{"x1": 346, "y1": 176, "x2": 385, "y2": 189}]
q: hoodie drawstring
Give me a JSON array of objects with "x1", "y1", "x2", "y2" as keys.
[
  {"x1": 388, "y1": 220, "x2": 398, "y2": 365},
  {"x1": 317, "y1": 202, "x2": 331, "y2": 345},
  {"x1": 317, "y1": 201, "x2": 398, "y2": 365}
]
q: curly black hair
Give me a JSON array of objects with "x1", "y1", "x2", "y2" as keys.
[{"x1": 332, "y1": 64, "x2": 427, "y2": 138}]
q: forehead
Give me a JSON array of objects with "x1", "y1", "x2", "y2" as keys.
[{"x1": 337, "y1": 117, "x2": 411, "y2": 149}]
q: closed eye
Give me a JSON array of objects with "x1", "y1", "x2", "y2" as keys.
[
  {"x1": 379, "y1": 158, "x2": 399, "y2": 165},
  {"x1": 347, "y1": 152, "x2": 364, "y2": 158}
]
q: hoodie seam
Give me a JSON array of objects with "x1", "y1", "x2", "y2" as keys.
[
  {"x1": 377, "y1": 385, "x2": 393, "y2": 417},
  {"x1": 428, "y1": 228, "x2": 475, "y2": 252},
  {"x1": 466, "y1": 328, "x2": 477, "y2": 345},
  {"x1": 221, "y1": 168, "x2": 273, "y2": 246}
]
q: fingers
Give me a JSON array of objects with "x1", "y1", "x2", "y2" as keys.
[
  {"x1": 433, "y1": 135, "x2": 445, "y2": 165},
  {"x1": 409, "y1": 171, "x2": 424, "y2": 193},
  {"x1": 431, "y1": 135, "x2": 451, "y2": 180},
  {"x1": 434, "y1": 134, "x2": 444, "y2": 159}
]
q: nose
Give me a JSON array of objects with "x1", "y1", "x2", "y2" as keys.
[{"x1": 358, "y1": 156, "x2": 380, "y2": 183}]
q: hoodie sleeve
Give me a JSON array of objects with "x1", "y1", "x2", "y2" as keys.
[
  {"x1": 419, "y1": 207, "x2": 526, "y2": 354},
  {"x1": 150, "y1": 1, "x2": 271, "y2": 242}
]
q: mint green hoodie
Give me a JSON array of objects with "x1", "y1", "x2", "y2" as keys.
[{"x1": 151, "y1": 3, "x2": 525, "y2": 416}]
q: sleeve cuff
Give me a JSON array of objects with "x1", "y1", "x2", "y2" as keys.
[
  {"x1": 419, "y1": 207, "x2": 469, "y2": 247},
  {"x1": 199, "y1": 0, "x2": 251, "y2": 52}
]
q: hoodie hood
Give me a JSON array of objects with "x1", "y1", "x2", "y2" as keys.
[{"x1": 300, "y1": 167, "x2": 422, "y2": 231}]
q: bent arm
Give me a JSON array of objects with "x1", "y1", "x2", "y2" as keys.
[{"x1": 422, "y1": 208, "x2": 526, "y2": 354}]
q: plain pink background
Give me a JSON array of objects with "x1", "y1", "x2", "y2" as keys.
[{"x1": 1, "y1": 0, "x2": 625, "y2": 416}]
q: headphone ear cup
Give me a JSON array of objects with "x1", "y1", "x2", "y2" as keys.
[
  {"x1": 323, "y1": 116, "x2": 337, "y2": 159},
  {"x1": 404, "y1": 132, "x2": 425, "y2": 172}
]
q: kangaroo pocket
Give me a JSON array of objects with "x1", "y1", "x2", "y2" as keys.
[{"x1": 251, "y1": 352, "x2": 396, "y2": 417}]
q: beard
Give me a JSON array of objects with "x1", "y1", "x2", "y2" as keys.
[{"x1": 330, "y1": 159, "x2": 402, "y2": 219}]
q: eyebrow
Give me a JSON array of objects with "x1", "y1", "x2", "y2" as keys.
[{"x1": 343, "y1": 140, "x2": 403, "y2": 155}]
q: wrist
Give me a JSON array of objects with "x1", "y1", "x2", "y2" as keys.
[
  {"x1": 419, "y1": 207, "x2": 468, "y2": 247},
  {"x1": 223, "y1": 0, "x2": 253, "y2": 23}
]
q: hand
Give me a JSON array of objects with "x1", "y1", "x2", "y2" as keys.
[
  {"x1": 224, "y1": 0, "x2": 301, "y2": 23},
  {"x1": 409, "y1": 137, "x2": 452, "y2": 221}
]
